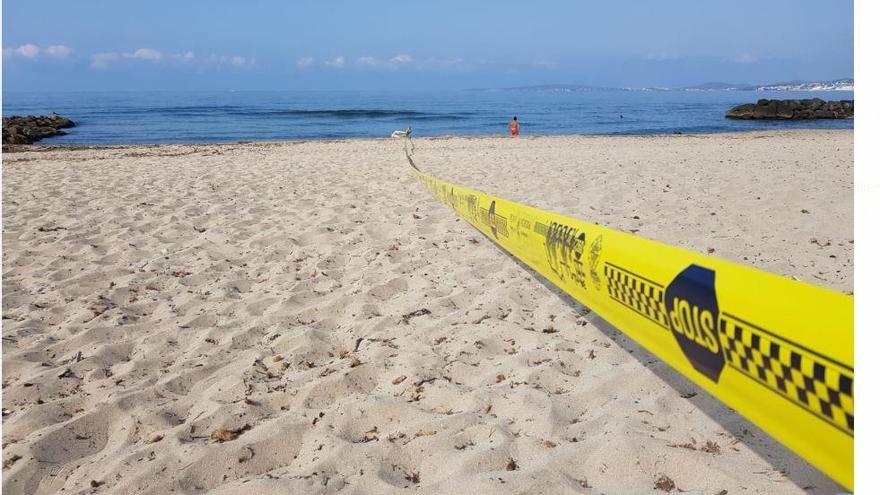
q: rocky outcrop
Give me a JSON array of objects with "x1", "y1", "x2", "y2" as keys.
[
  {"x1": 2, "y1": 115, "x2": 76, "y2": 145},
  {"x1": 725, "y1": 99, "x2": 853, "y2": 120}
]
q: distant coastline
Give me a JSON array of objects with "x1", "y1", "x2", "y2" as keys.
[{"x1": 472, "y1": 78, "x2": 854, "y2": 93}]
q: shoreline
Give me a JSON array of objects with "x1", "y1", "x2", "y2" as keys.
[{"x1": 2, "y1": 127, "x2": 855, "y2": 152}]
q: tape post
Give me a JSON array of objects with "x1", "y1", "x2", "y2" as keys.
[{"x1": 405, "y1": 139, "x2": 854, "y2": 489}]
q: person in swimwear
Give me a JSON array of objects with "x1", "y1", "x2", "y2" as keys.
[{"x1": 508, "y1": 116, "x2": 520, "y2": 136}]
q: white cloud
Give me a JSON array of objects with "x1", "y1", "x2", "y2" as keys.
[
  {"x1": 127, "y1": 48, "x2": 163, "y2": 60},
  {"x1": 205, "y1": 53, "x2": 253, "y2": 66},
  {"x1": 173, "y1": 51, "x2": 196, "y2": 61},
  {"x1": 296, "y1": 56, "x2": 314, "y2": 68},
  {"x1": 356, "y1": 56, "x2": 379, "y2": 66},
  {"x1": 324, "y1": 56, "x2": 345, "y2": 68},
  {"x1": 4, "y1": 43, "x2": 73, "y2": 61},
  {"x1": 88, "y1": 49, "x2": 251, "y2": 69},
  {"x1": 91, "y1": 52, "x2": 120, "y2": 68},
  {"x1": 353, "y1": 54, "x2": 414, "y2": 68},
  {"x1": 45, "y1": 45, "x2": 72, "y2": 58},
  {"x1": 15, "y1": 44, "x2": 40, "y2": 58}
]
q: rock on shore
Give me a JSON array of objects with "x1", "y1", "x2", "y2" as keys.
[
  {"x1": 725, "y1": 99, "x2": 853, "y2": 120},
  {"x1": 2, "y1": 115, "x2": 76, "y2": 145}
]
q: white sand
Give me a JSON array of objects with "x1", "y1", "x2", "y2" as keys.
[{"x1": 2, "y1": 130, "x2": 852, "y2": 494}]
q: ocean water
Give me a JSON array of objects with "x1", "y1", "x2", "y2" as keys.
[{"x1": 2, "y1": 89, "x2": 853, "y2": 145}]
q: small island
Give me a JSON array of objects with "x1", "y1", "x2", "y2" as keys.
[
  {"x1": 726, "y1": 98, "x2": 853, "y2": 120},
  {"x1": 2, "y1": 114, "x2": 76, "y2": 145}
]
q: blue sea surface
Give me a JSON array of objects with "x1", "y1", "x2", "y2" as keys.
[{"x1": 1, "y1": 89, "x2": 853, "y2": 145}]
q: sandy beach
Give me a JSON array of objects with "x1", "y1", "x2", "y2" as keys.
[{"x1": 2, "y1": 130, "x2": 852, "y2": 494}]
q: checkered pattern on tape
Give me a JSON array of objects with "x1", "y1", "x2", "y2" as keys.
[
  {"x1": 604, "y1": 264, "x2": 670, "y2": 328},
  {"x1": 533, "y1": 222, "x2": 549, "y2": 237},
  {"x1": 718, "y1": 315, "x2": 854, "y2": 435},
  {"x1": 479, "y1": 207, "x2": 509, "y2": 237}
]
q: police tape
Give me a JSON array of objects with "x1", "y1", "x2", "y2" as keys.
[{"x1": 404, "y1": 138, "x2": 854, "y2": 489}]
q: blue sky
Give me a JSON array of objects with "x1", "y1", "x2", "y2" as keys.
[{"x1": 2, "y1": 0, "x2": 853, "y2": 91}]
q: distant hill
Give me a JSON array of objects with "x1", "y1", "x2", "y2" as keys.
[
  {"x1": 752, "y1": 79, "x2": 854, "y2": 91},
  {"x1": 475, "y1": 78, "x2": 853, "y2": 92}
]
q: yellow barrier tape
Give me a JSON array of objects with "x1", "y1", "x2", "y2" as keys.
[{"x1": 404, "y1": 138, "x2": 854, "y2": 489}]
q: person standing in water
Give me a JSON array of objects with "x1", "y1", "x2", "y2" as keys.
[{"x1": 508, "y1": 116, "x2": 520, "y2": 136}]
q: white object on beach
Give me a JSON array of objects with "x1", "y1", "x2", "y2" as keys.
[{"x1": 391, "y1": 126, "x2": 412, "y2": 138}]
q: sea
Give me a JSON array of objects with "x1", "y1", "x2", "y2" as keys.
[{"x1": 1, "y1": 89, "x2": 854, "y2": 145}]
